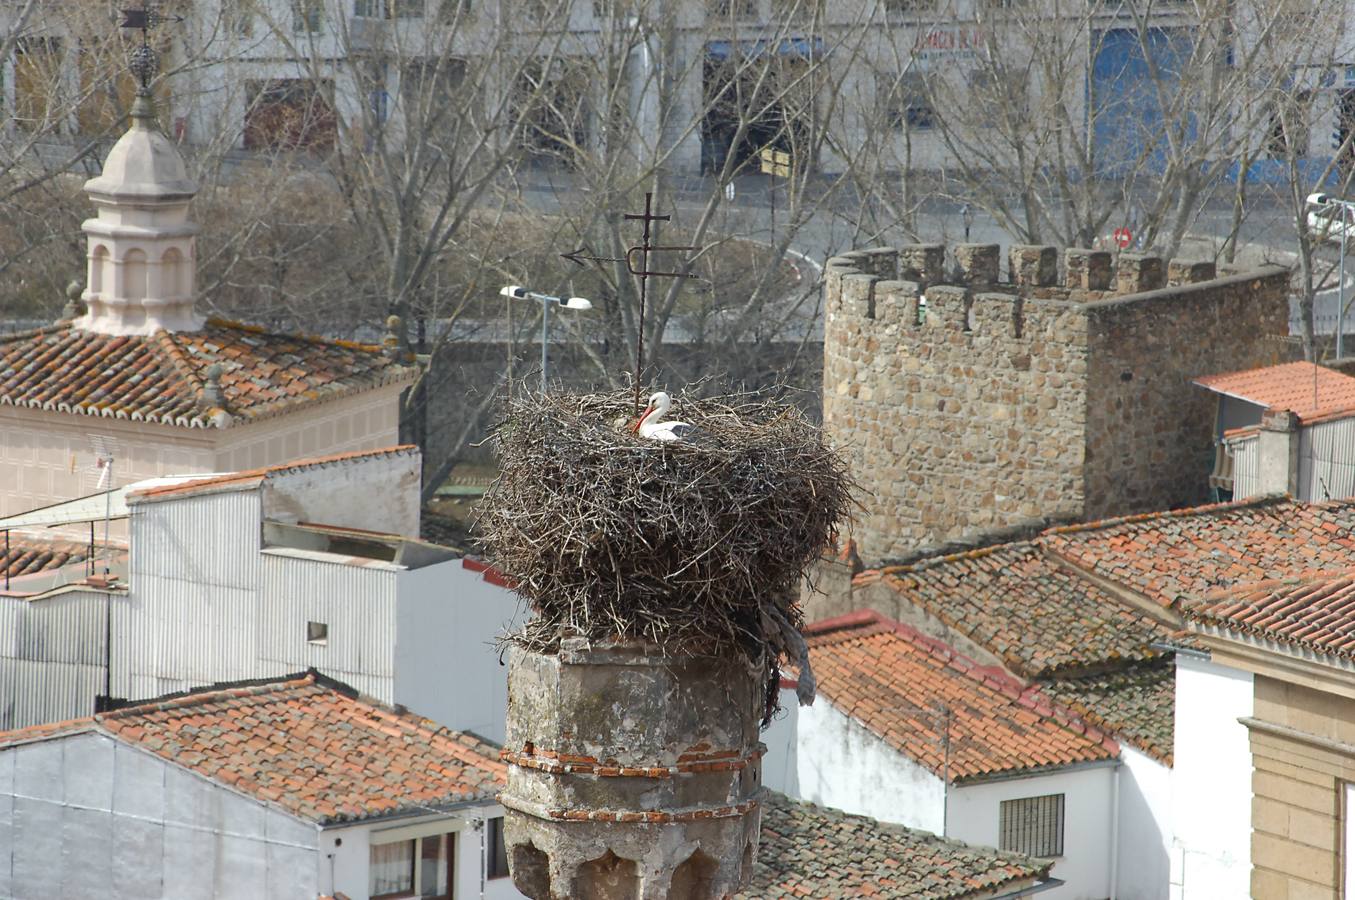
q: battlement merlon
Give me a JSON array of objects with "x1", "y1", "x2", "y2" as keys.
[{"x1": 825, "y1": 242, "x2": 1287, "y2": 328}]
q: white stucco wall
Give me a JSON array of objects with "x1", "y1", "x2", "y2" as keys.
[
  {"x1": 0, "y1": 732, "x2": 320, "y2": 900},
  {"x1": 759, "y1": 685, "x2": 800, "y2": 797},
  {"x1": 1170, "y1": 653, "x2": 1254, "y2": 900},
  {"x1": 0, "y1": 384, "x2": 404, "y2": 525},
  {"x1": 393, "y1": 561, "x2": 521, "y2": 745},
  {"x1": 326, "y1": 807, "x2": 523, "y2": 900},
  {"x1": 214, "y1": 385, "x2": 406, "y2": 476},
  {"x1": 947, "y1": 763, "x2": 1118, "y2": 900},
  {"x1": 795, "y1": 696, "x2": 946, "y2": 833},
  {"x1": 1116, "y1": 746, "x2": 1172, "y2": 900},
  {"x1": 261, "y1": 441, "x2": 420, "y2": 535}
]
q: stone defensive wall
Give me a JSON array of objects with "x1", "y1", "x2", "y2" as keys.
[{"x1": 823, "y1": 242, "x2": 1292, "y2": 562}]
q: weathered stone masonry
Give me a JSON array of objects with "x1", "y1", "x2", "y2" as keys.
[{"x1": 823, "y1": 243, "x2": 1291, "y2": 562}]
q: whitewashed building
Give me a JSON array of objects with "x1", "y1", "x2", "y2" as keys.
[
  {"x1": 763, "y1": 610, "x2": 1130, "y2": 900},
  {"x1": 0, "y1": 445, "x2": 520, "y2": 741},
  {"x1": 1165, "y1": 649, "x2": 1255, "y2": 900},
  {"x1": 0, "y1": 671, "x2": 523, "y2": 900}
]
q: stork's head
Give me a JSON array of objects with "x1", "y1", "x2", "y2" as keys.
[{"x1": 631, "y1": 391, "x2": 672, "y2": 432}]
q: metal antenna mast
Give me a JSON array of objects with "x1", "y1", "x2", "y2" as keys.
[{"x1": 562, "y1": 192, "x2": 697, "y2": 411}]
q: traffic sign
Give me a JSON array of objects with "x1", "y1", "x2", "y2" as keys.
[{"x1": 1113, "y1": 227, "x2": 1133, "y2": 249}]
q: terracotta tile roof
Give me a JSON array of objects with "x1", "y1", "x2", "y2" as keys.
[
  {"x1": 1044, "y1": 495, "x2": 1355, "y2": 609},
  {"x1": 0, "y1": 318, "x2": 416, "y2": 429},
  {"x1": 1185, "y1": 572, "x2": 1355, "y2": 660},
  {"x1": 1038, "y1": 664, "x2": 1175, "y2": 765},
  {"x1": 857, "y1": 543, "x2": 1172, "y2": 679},
  {"x1": 738, "y1": 792, "x2": 1051, "y2": 899},
  {"x1": 2, "y1": 533, "x2": 89, "y2": 580},
  {"x1": 0, "y1": 672, "x2": 505, "y2": 824},
  {"x1": 1194, "y1": 361, "x2": 1355, "y2": 420},
  {"x1": 805, "y1": 611, "x2": 1117, "y2": 782}
]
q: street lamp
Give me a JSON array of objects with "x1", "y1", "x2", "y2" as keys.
[{"x1": 501, "y1": 285, "x2": 593, "y2": 393}]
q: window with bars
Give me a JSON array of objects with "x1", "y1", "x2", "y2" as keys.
[{"x1": 999, "y1": 793, "x2": 1065, "y2": 858}]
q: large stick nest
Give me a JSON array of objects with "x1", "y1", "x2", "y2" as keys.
[{"x1": 480, "y1": 389, "x2": 854, "y2": 673}]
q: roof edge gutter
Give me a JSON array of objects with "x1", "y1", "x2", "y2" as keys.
[
  {"x1": 317, "y1": 794, "x2": 500, "y2": 831},
  {"x1": 954, "y1": 756, "x2": 1121, "y2": 787},
  {"x1": 984, "y1": 876, "x2": 1065, "y2": 899},
  {"x1": 1150, "y1": 640, "x2": 1210, "y2": 660}
]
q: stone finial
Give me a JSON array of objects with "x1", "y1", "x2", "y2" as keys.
[
  {"x1": 62, "y1": 280, "x2": 84, "y2": 320},
  {"x1": 899, "y1": 244, "x2": 945, "y2": 286},
  {"x1": 383, "y1": 315, "x2": 404, "y2": 359},
  {"x1": 1064, "y1": 249, "x2": 1113, "y2": 291},
  {"x1": 1008, "y1": 246, "x2": 1058, "y2": 287},
  {"x1": 1116, "y1": 253, "x2": 1166, "y2": 294},
  {"x1": 1167, "y1": 259, "x2": 1217, "y2": 286},
  {"x1": 198, "y1": 362, "x2": 225, "y2": 410},
  {"x1": 954, "y1": 244, "x2": 1000, "y2": 287}
]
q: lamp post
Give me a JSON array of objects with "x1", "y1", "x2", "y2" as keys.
[
  {"x1": 961, "y1": 204, "x2": 974, "y2": 242},
  {"x1": 501, "y1": 285, "x2": 593, "y2": 394}
]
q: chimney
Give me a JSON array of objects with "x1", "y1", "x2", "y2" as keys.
[{"x1": 1257, "y1": 409, "x2": 1300, "y2": 497}]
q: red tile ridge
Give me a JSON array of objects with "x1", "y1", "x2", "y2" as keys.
[
  {"x1": 153, "y1": 330, "x2": 208, "y2": 394},
  {"x1": 205, "y1": 316, "x2": 396, "y2": 357},
  {"x1": 0, "y1": 714, "x2": 100, "y2": 748},
  {"x1": 128, "y1": 445, "x2": 420, "y2": 502},
  {"x1": 803, "y1": 608, "x2": 887, "y2": 637},
  {"x1": 854, "y1": 541, "x2": 1034, "y2": 586},
  {"x1": 461, "y1": 557, "x2": 517, "y2": 589},
  {"x1": 1040, "y1": 494, "x2": 1290, "y2": 538},
  {"x1": 99, "y1": 673, "x2": 318, "y2": 723},
  {"x1": 1195, "y1": 571, "x2": 1352, "y2": 602}
]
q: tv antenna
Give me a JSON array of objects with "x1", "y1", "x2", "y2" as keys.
[
  {"x1": 561, "y1": 192, "x2": 697, "y2": 410},
  {"x1": 87, "y1": 436, "x2": 122, "y2": 576}
]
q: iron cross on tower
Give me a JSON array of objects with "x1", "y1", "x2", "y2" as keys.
[
  {"x1": 119, "y1": 1, "x2": 183, "y2": 94},
  {"x1": 562, "y1": 192, "x2": 697, "y2": 410}
]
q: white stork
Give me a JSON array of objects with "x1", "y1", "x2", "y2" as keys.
[{"x1": 632, "y1": 391, "x2": 694, "y2": 442}]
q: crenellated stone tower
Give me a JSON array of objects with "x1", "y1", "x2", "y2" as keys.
[{"x1": 823, "y1": 243, "x2": 1293, "y2": 563}]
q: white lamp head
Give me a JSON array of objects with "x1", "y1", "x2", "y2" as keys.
[
  {"x1": 500, "y1": 285, "x2": 528, "y2": 299},
  {"x1": 564, "y1": 297, "x2": 593, "y2": 311}
]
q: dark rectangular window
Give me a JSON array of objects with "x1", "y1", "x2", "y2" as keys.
[
  {"x1": 884, "y1": 71, "x2": 932, "y2": 131},
  {"x1": 488, "y1": 817, "x2": 509, "y2": 879},
  {"x1": 999, "y1": 793, "x2": 1065, "y2": 858},
  {"x1": 293, "y1": 0, "x2": 322, "y2": 31}
]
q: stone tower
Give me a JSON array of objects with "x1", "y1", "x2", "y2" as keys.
[
  {"x1": 500, "y1": 640, "x2": 764, "y2": 900},
  {"x1": 822, "y1": 243, "x2": 1293, "y2": 562},
  {"x1": 78, "y1": 93, "x2": 202, "y2": 336}
]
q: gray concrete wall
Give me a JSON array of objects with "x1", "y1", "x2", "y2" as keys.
[{"x1": 0, "y1": 732, "x2": 320, "y2": 899}]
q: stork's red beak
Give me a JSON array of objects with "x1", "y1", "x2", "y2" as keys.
[{"x1": 632, "y1": 406, "x2": 654, "y2": 433}]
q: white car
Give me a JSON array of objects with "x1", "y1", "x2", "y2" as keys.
[{"x1": 1306, "y1": 192, "x2": 1355, "y2": 243}]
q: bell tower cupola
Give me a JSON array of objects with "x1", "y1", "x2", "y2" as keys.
[{"x1": 77, "y1": 34, "x2": 200, "y2": 336}]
